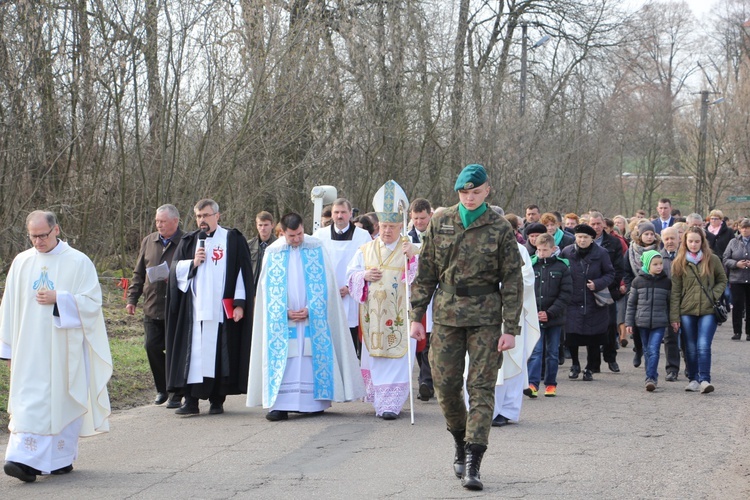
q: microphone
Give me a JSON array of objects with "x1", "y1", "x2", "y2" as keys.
[{"x1": 198, "y1": 231, "x2": 207, "y2": 249}]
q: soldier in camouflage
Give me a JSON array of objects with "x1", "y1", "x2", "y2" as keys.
[{"x1": 410, "y1": 164, "x2": 523, "y2": 491}]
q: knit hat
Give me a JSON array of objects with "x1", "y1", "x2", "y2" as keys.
[
  {"x1": 637, "y1": 221, "x2": 656, "y2": 236},
  {"x1": 526, "y1": 222, "x2": 547, "y2": 236},
  {"x1": 573, "y1": 224, "x2": 597, "y2": 238},
  {"x1": 641, "y1": 249, "x2": 662, "y2": 274},
  {"x1": 454, "y1": 164, "x2": 488, "y2": 191}
]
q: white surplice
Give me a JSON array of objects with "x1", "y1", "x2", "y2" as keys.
[
  {"x1": 0, "y1": 241, "x2": 111, "y2": 473},
  {"x1": 313, "y1": 224, "x2": 372, "y2": 328}
]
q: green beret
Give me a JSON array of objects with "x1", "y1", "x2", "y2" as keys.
[{"x1": 454, "y1": 164, "x2": 487, "y2": 191}]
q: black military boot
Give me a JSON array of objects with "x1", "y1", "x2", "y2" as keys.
[
  {"x1": 461, "y1": 443, "x2": 487, "y2": 491},
  {"x1": 449, "y1": 429, "x2": 466, "y2": 479}
]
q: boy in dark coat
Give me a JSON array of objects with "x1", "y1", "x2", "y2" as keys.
[{"x1": 527, "y1": 233, "x2": 572, "y2": 397}]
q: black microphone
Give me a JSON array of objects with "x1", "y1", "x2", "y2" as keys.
[{"x1": 198, "y1": 231, "x2": 207, "y2": 249}]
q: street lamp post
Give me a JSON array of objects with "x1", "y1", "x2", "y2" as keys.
[
  {"x1": 520, "y1": 23, "x2": 528, "y2": 117},
  {"x1": 694, "y1": 91, "x2": 724, "y2": 214},
  {"x1": 519, "y1": 24, "x2": 550, "y2": 117}
]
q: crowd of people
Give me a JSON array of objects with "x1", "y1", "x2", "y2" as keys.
[{"x1": 1, "y1": 174, "x2": 742, "y2": 490}]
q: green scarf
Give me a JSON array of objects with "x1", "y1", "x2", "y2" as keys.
[
  {"x1": 554, "y1": 227, "x2": 564, "y2": 246},
  {"x1": 458, "y1": 202, "x2": 488, "y2": 228}
]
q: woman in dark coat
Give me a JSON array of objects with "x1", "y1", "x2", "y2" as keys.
[
  {"x1": 560, "y1": 224, "x2": 615, "y2": 382},
  {"x1": 705, "y1": 209, "x2": 734, "y2": 257}
]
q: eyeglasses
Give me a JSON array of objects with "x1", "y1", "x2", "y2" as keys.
[
  {"x1": 195, "y1": 212, "x2": 217, "y2": 220},
  {"x1": 28, "y1": 228, "x2": 55, "y2": 241}
]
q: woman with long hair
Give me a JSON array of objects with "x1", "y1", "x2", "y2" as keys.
[{"x1": 670, "y1": 227, "x2": 727, "y2": 394}]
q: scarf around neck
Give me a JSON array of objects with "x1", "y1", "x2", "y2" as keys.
[
  {"x1": 458, "y1": 202, "x2": 487, "y2": 229},
  {"x1": 686, "y1": 250, "x2": 703, "y2": 265},
  {"x1": 628, "y1": 241, "x2": 659, "y2": 276},
  {"x1": 554, "y1": 227, "x2": 565, "y2": 246}
]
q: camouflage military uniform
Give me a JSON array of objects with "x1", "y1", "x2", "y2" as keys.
[{"x1": 410, "y1": 203, "x2": 523, "y2": 446}]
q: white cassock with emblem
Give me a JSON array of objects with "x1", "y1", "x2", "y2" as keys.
[{"x1": 0, "y1": 241, "x2": 111, "y2": 473}]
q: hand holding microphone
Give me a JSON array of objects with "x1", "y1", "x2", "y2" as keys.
[{"x1": 194, "y1": 231, "x2": 207, "y2": 268}]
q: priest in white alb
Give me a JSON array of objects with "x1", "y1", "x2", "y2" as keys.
[
  {"x1": 1, "y1": 211, "x2": 112, "y2": 483},
  {"x1": 347, "y1": 180, "x2": 419, "y2": 420},
  {"x1": 313, "y1": 198, "x2": 372, "y2": 358},
  {"x1": 247, "y1": 212, "x2": 365, "y2": 421}
]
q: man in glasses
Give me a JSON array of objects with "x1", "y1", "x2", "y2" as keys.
[
  {"x1": 165, "y1": 199, "x2": 254, "y2": 416},
  {"x1": 1, "y1": 211, "x2": 112, "y2": 482}
]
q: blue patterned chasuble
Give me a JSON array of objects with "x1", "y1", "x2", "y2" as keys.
[{"x1": 264, "y1": 246, "x2": 334, "y2": 406}]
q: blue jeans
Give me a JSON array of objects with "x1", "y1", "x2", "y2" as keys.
[
  {"x1": 528, "y1": 326, "x2": 562, "y2": 387},
  {"x1": 681, "y1": 314, "x2": 718, "y2": 383},
  {"x1": 639, "y1": 327, "x2": 666, "y2": 382}
]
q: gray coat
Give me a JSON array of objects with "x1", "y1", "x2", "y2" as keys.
[
  {"x1": 625, "y1": 271, "x2": 671, "y2": 329},
  {"x1": 722, "y1": 235, "x2": 750, "y2": 284}
]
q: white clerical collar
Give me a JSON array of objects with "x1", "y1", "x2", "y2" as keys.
[{"x1": 39, "y1": 240, "x2": 67, "y2": 256}]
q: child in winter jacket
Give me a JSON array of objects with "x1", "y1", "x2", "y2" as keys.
[
  {"x1": 625, "y1": 250, "x2": 671, "y2": 391},
  {"x1": 527, "y1": 233, "x2": 572, "y2": 397}
]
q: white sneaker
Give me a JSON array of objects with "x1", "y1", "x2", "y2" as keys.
[
  {"x1": 700, "y1": 381, "x2": 714, "y2": 394},
  {"x1": 685, "y1": 380, "x2": 700, "y2": 392}
]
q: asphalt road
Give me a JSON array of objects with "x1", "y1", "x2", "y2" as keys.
[{"x1": 2, "y1": 323, "x2": 749, "y2": 499}]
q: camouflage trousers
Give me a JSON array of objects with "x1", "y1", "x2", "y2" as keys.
[{"x1": 429, "y1": 324, "x2": 502, "y2": 446}]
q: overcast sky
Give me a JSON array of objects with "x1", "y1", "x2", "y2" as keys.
[{"x1": 626, "y1": 0, "x2": 717, "y2": 17}]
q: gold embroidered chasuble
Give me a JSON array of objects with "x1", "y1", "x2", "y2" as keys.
[{"x1": 359, "y1": 238, "x2": 409, "y2": 359}]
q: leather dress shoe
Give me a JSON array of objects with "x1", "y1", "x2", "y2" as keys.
[
  {"x1": 208, "y1": 403, "x2": 224, "y2": 415},
  {"x1": 382, "y1": 412, "x2": 399, "y2": 420},
  {"x1": 154, "y1": 392, "x2": 169, "y2": 405},
  {"x1": 166, "y1": 397, "x2": 182, "y2": 409},
  {"x1": 608, "y1": 362, "x2": 620, "y2": 373},
  {"x1": 4, "y1": 461, "x2": 39, "y2": 482},
  {"x1": 491, "y1": 414, "x2": 510, "y2": 427},
  {"x1": 582, "y1": 369, "x2": 593, "y2": 381},
  {"x1": 266, "y1": 410, "x2": 288, "y2": 421},
  {"x1": 51, "y1": 464, "x2": 74, "y2": 475},
  {"x1": 175, "y1": 403, "x2": 200, "y2": 416},
  {"x1": 418, "y1": 382, "x2": 432, "y2": 401},
  {"x1": 568, "y1": 364, "x2": 580, "y2": 379}
]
